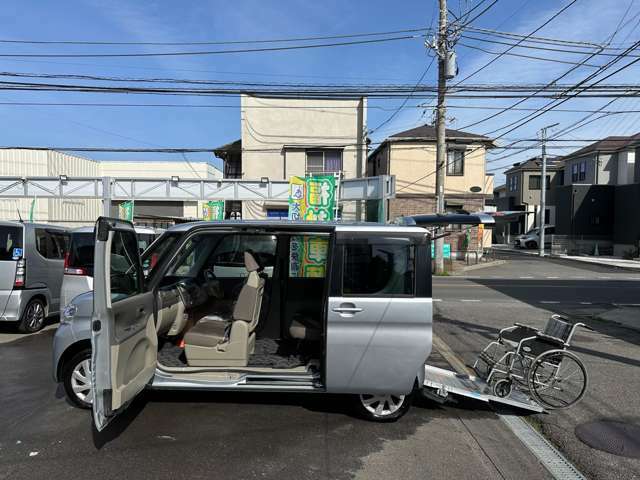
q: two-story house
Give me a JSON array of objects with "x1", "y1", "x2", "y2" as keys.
[
  {"x1": 368, "y1": 125, "x2": 495, "y2": 217},
  {"x1": 368, "y1": 125, "x2": 495, "y2": 253},
  {"x1": 501, "y1": 156, "x2": 563, "y2": 236},
  {"x1": 214, "y1": 94, "x2": 367, "y2": 220},
  {"x1": 553, "y1": 133, "x2": 640, "y2": 256}
]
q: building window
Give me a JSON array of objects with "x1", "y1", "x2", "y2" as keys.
[
  {"x1": 306, "y1": 150, "x2": 343, "y2": 174},
  {"x1": 571, "y1": 163, "x2": 579, "y2": 182},
  {"x1": 266, "y1": 208, "x2": 288, "y2": 219},
  {"x1": 557, "y1": 170, "x2": 564, "y2": 186},
  {"x1": 528, "y1": 175, "x2": 550, "y2": 190},
  {"x1": 579, "y1": 161, "x2": 587, "y2": 181},
  {"x1": 446, "y1": 150, "x2": 464, "y2": 176},
  {"x1": 508, "y1": 175, "x2": 519, "y2": 192}
]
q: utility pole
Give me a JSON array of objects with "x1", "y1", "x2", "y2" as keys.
[
  {"x1": 538, "y1": 123, "x2": 558, "y2": 257},
  {"x1": 434, "y1": 0, "x2": 448, "y2": 274}
]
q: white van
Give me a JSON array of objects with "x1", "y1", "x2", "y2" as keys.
[
  {"x1": 61, "y1": 225, "x2": 160, "y2": 309},
  {"x1": 514, "y1": 225, "x2": 555, "y2": 249}
]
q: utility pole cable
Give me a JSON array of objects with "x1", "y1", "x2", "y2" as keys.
[
  {"x1": 538, "y1": 122, "x2": 558, "y2": 257},
  {"x1": 434, "y1": 0, "x2": 448, "y2": 274}
]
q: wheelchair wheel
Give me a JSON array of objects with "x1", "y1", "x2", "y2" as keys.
[
  {"x1": 492, "y1": 378, "x2": 513, "y2": 398},
  {"x1": 527, "y1": 350, "x2": 588, "y2": 409}
]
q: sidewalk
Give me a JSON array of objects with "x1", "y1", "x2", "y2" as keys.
[{"x1": 558, "y1": 254, "x2": 640, "y2": 270}]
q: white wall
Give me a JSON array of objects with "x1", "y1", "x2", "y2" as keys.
[{"x1": 617, "y1": 150, "x2": 635, "y2": 185}]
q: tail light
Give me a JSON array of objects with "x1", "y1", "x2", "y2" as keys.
[
  {"x1": 64, "y1": 251, "x2": 86, "y2": 276},
  {"x1": 14, "y1": 259, "x2": 25, "y2": 288}
]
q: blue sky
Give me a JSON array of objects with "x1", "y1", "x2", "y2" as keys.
[{"x1": 1, "y1": 0, "x2": 639, "y2": 184}]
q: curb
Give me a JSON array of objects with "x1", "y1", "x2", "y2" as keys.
[
  {"x1": 457, "y1": 259, "x2": 507, "y2": 273},
  {"x1": 548, "y1": 255, "x2": 640, "y2": 272}
]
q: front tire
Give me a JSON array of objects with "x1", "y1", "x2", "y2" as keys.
[
  {"x1": 525, "y1": 240, "x2": 538, "y2": 249},
  {"x1": 353, "y1": 391, "x2": 413, "y2": 422},
  {"x1": 62, "y1": 349, "x2": 93, "y2": 409},
  {"x1": 17, "y1": 298, "x2": 47, "y2": 333}
]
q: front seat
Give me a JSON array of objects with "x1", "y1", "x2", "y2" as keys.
[{"x1": 184, "y1": 252, "x2": 265, "y2": 367}]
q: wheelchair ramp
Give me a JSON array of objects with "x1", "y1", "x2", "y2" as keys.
[{"x1": 423, "y1": 365, "x2": 545, "y2": 413}]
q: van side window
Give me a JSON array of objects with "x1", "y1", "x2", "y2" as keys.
[
  {"x1": 342, "y1": 241, "x2": 415, "y2": 296},
  {"x1": 110, "y1": 230, "x2": 142, "y2": 302},
  {"x1": 35, "y1": 229, "x2": 68, "y2": 259}
]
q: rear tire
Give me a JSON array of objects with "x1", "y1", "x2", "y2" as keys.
[
  {"x1": 17, "y1": 298, "x2": 47, "y2": 333},
  {"x1": 525, "y1": 240, "x2": 537, "y2": 249},
  {"x1": 353, "y1": 390, "x2": 413, "y2": 422},
  {"x1": 62, "y1": 349, "x2": 93, "y2": 409}
]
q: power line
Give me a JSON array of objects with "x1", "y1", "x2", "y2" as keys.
[
  {"x1": 0, "y1": 27, "x2": 430, "y2": 46},
  {"x1": 0, "y1": 34, "x2": 424, "y2": 58},
  {"x1": 452, "y1": 0, "x2": 580, "y2": 85},
  {"x1": 457, "y1": 42, "x2": 601, "y2": 67}
]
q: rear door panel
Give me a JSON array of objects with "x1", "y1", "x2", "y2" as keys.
[{"x1": 92, "y1": 217, "x2": 156, "y2": 431}]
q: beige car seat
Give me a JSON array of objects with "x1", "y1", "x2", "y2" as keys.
[{"x1": 184, "y1": 252, "x2": 265, "y2": 366}]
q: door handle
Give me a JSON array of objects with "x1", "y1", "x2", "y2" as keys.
[{"x1": 332, "y1": 307, "x2": 363, "y2": 313}]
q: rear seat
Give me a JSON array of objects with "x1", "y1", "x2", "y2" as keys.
[{"x1": 289, "y1": 314, "x2": 321, "y2": 341}]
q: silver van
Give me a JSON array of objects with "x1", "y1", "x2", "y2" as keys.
[
  {"x1": 0, "y1": 221, "x2": 69, "y2": 332},
  {"x1": 53, "y1": 215, "x2": 491, "y2": 429},
  {"x1": 61, "y1": 225, "x2": 161, "y2": 310}
]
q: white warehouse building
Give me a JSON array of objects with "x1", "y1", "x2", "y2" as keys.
[{"x1": 0, "y1": 149, "x2": 222, "y2": 227}]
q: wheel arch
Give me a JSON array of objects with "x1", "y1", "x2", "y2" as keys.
[
  {"x1": 21, "y1": 293, "x2": 49, "y2": 318},
  {"x1": 56, "y1": 340, "x2": 91, "y2": 382}
]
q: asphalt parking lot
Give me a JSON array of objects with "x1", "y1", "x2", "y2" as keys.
[{"x1": 1, "y1": 326, "x2": 554, "y2": 480}]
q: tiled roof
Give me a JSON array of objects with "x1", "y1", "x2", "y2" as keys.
[{"x1": 389, "y1": 124, "x2": 491, "y2": 141}]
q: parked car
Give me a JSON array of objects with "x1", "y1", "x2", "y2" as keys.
[
  {"x1": 54, "y1": 215, "x2": 492, "y2": 430},
  {"x1": 61, "y1": 225, "x2": 161, "y2": 310},
  {"x1": 0, "y1": 221, "x2": 69, "y2": 332},
  {"x1": 514, "y1": 225, "x2": 555, "y2": 249}
]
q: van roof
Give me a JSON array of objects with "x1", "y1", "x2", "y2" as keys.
[
  {"x1": 165, "y1": 220, "x2": 426, "y2": 234},
  {"x1": 0, "y1": 220, "x2": 67, "y2": 230}
]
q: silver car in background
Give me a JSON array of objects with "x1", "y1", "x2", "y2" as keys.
[{"x1": 0, "y1": 221, "x2": 69, "y2": 332}]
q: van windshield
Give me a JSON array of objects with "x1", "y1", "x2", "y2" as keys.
[{"x1": 0, "y1": 226, "x2": 24, "y2": 261}]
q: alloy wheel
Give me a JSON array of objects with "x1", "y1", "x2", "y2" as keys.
[
  {"x1": 26, "y1": 302, "x2": 45, "y2": 331},
  {"x1": 359, "y1": 393, "x2": 406, "y2": 416},
  {"x1": 71, "y1": 359, "x2": 93, "y2": 404}
]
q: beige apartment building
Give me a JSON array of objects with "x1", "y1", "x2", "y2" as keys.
[
  {"x1": 215, "y1": 94, "x2": 368, "y2": 220},
  {"x1": 368, "y1": 125, "x2": 495, "y2": 252},
  {"x1": 0, "y1": 149, "x2": 221, "y2": 227}
]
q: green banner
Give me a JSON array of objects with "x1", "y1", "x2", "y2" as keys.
[
  {"x1": 289, "y1": 236, "x2": 328, "y2": 278},
  {"x1": 119, "y1": 200, "x2": 134, "y2": 221},
  {"x1": 203, "y1": 200, "x2": 224, "y2": 220},
  {"x1": 288, "y1": 175, "x2": 336, "y2": 221}
]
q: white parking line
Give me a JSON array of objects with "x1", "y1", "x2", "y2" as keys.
[
  {"x1": 546, "y1": 276, "x2": 559, "y2": 279},
  {"x1": 613, "y1": 303, "x2": 640, "y2": 307},
  {"x1": 540, "y1": 301, "x2": 560, "y2": 304},
  {"x1": 433, "y1": 298, "x2": 442, "y2": 302},
  {"x1": 579, "y1": 302, "x2": 592, "y2": 305},
  {"x1": 519, "y1": 276, "x2": 534, "y2": 279},
  {"x1": 597, "y1": 276, "x2": 611, "y2": 280},
  {"x1": 460, "y1": 299, "x2": 481, "y2": 302}
]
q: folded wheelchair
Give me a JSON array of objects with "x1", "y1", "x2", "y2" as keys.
[{"x1": 473, "y1": 314, "x2": 592, "y2": 409}]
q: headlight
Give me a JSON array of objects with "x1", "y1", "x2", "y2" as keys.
[{"x1": 61, "y1": 304, "x2": 78, "y2": 324}]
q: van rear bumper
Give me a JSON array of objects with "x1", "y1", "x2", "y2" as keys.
[{"x1": 0, "y1": 289, "x2": 23, "y2": 322}]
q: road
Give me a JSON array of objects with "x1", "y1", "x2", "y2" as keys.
[
  {"x1": 434, "y1": 254, "x2": 640, "y2": 480},
  {"x1": 0, "y1": 327, "x2": 551, "y2": 480}
]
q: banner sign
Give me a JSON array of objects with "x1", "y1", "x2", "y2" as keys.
[
  {"x1": 203, "y1": 200, "x2": 224, "y2": 221},
  {"x1": 289, "y1": 236, "x2": 328, "y2": 278},
  {"x1": 119, "y1": 200, "x2": 134, "y2": 221},
  {"x1": 288, "y1": 175, "x2": 336, "y2": 221}
]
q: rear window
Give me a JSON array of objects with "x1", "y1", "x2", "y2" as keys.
[
  {"x1": 68, "y1": 231, "x2": 95, "y2": 274},
  {"x1": 0, "y1": 226, "x2": 23, "y2": 261}
]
